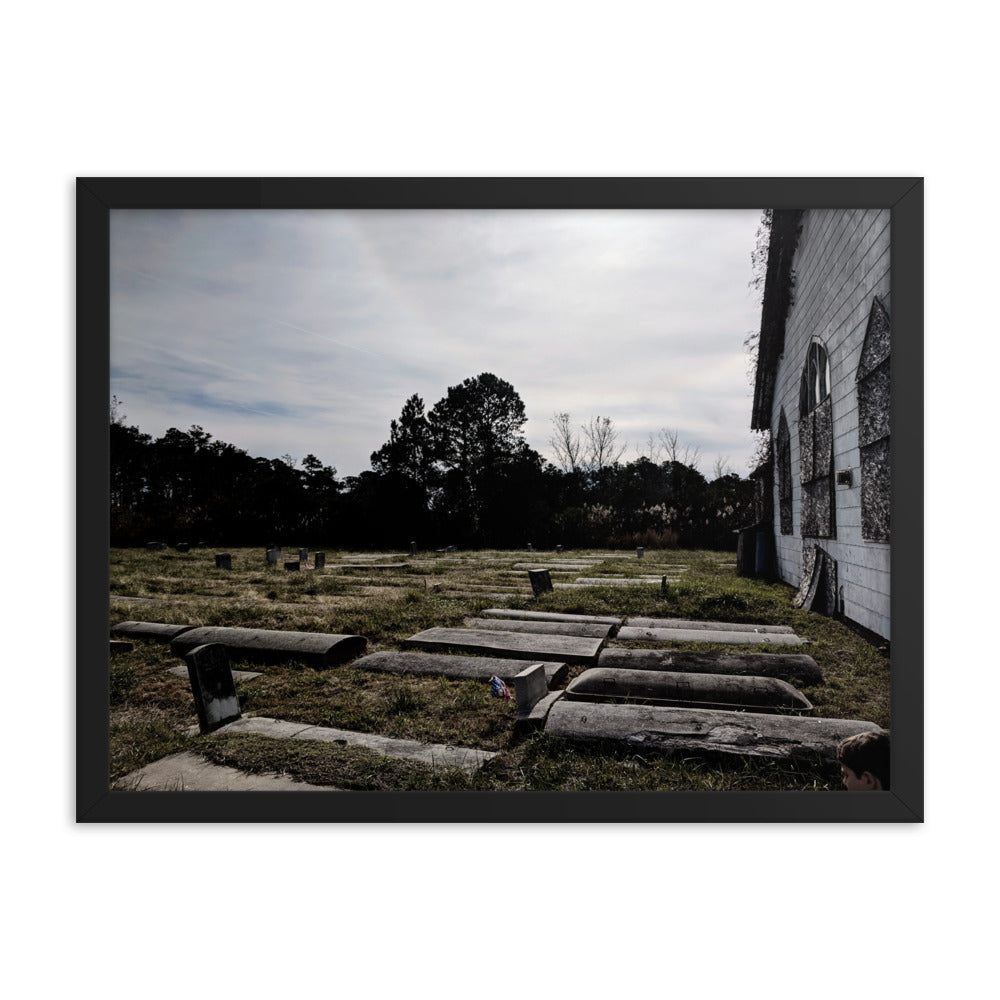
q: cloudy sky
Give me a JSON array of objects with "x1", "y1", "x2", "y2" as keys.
[{"x1": 110, "y1": 208, "x2": 765, "y2": 479}]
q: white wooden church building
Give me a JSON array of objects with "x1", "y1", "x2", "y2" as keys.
[{"x1": 750, "y1": 208, "x2": 891, "y2": 641}]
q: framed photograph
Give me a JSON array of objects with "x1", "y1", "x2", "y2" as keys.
[{"x1": 78, "y1": 177, "x2": 922, "y2": 822}]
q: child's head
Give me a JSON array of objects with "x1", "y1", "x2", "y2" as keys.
[{"x1": 837, "y1": 731, "x2": 890, "y2": 791}]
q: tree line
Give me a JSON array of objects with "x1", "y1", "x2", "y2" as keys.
[{"x1": 110, "y1": 375, "x2": 755, "y2": 550}]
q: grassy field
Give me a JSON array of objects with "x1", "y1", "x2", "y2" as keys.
[{"x1": 108, "y1": 546, "x2": 889, "y2": 792}]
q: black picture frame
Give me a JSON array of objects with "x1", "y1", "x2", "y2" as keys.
[{"x1": 78, "y1": 177, "x2": 923, "y2": 823}]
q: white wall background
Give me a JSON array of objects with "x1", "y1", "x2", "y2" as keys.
[{"x1": 3, "y1": 4, "x2": 992, "y2": 1000}]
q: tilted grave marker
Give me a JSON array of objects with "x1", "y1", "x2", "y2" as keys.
[
  {"x1": 266, "y1": 548, "x2": 279, "y2": 564},
  {"x1": 637, "y1": 546, "x2": 644, "y2": 559},
  {"x1": 299, "y1": 548, "x2": 309, "y2": 564},
  {"x1": 410, "y1": 541, "x2": 418, "y2": 556},
  {"x1": 184, "y1": 642, "x2": 242, "y2": 734},
  {"x1": 528, "y1": 569, "x2": 553, "y2": 596},
  {"x1": 314, "y1": 552, "x2": 326, "y2": 569},
  {"x1": 215, "y1": 553, "x2": 232, "y2": 570},
  {"x1": 175, "y1": 543, "x2": 190, "y2": 553}
]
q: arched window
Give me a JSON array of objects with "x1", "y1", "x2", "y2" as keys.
[
  {"x1": 798, "y1": 339, "x2": 835, "y2": 538},
  {"x1": 857, "y1": 297, "x2": 891, "y2": 542},
  {"x1": 776, "y1": 409, "x2": 792, "y2": 535}
]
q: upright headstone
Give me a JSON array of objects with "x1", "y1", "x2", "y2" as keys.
[
  {"x1": 528, "y1": 569, "x2": 553, "y2": 597},
  {"x1": 215, "y1": 553, "x2": 232, "y2": 570},
  {"x1": 145, "y1": 541, "x2": 159, "y2": 551},
  {"x1": 410, "y1": 541, "x2": 418, "y2": 556},
  {"x1": 513, "y1": 663, "x2": 549, "y2": 714},
  {"x1": 314, "y1": 552, "x2": 326, "y2": 569},
  {"x1": 299, "y1": 548, "x2": 309, "y2": 564},
  {"x1": 446, "y1": 545, "x2": 458, "y2": 553},
  {"x1": 661, "y1": 576, "x2": 669, "y2": 595},
  {"x1": 285, "y1": 561, "x2": 300, "y2": 571},
  {"x1": 266, "y1": 548, "x2": 279, "y2": 564},
  {"x1": 176, "y1": 542, "x2": 190, "y2": 553},
  {"x1": 637, "y1": 546, "x2": 644, "y2": 559},
  {"x1": 556, "y1": 544, "x2": 563, "y2": 553},
  {"x1": 527, "y1": 542, "x2": 533, "y2": 552},
  {"x1": 184, "y1": 643, "x2": 241, "y2": 734}
]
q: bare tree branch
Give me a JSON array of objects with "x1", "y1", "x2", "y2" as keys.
[
  {"x1": 549, "y1": 412, "x2": 582, "y2": 472},
  {"x1": 582, "y1": 415, "x2": 627, "y2": 471}
]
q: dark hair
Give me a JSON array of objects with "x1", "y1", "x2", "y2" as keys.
[{"x1": 837, "y1": 731, "x2": 890, "y2": 790}]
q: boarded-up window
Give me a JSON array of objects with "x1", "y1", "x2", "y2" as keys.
[
  {"x1": 857, "y1": 297, "x2": 891, "y2": 542},
  {"x1": 798, "y1": 341, "x2": 835, "y2": 538},
  {"x1": 776, "y1": 409, "x2": 792, "y2": 534}
]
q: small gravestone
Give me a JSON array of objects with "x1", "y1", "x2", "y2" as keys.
[
  {"x1": 176, "y1": 542, "x2": 190, "y2": 553},
  {"x1": 314, "y1": 552, "x2": 326, "y2": 569},
  {"x1": 527, "y1": 542, "x2": 533, "y2": 551},
  {"x1": 410, "y1": 541, "x2": 418, "y2": 556},
  {"x1": 446, "y1": 544, "x2": 458, "y2": 553},
  {"x1": 266, "y1": 548, "x2": 279, "y2": 564},
  {"x1": 661, "y1": 576, "x2": 669, "y2": 594},
  {"x1": 299, "y1": 548, "x2": 309, "y2": 564},
  {"x1": 146, "y1": 541, "x2": 158, "y2": 551},
  {"x1": 529, "y1": 569, "x2": 553, "y2": 597},
  {"x1": 215, "y1": 553, "x2": 232, "y2": 570},
  {"x1": 196, "y1": 541, "x2": 207, "y2": 548},
  {"x1": 184, "y1": 643, "x2": 241, "y2": 734},
  {"x1": 556, "y1": 544, "x2": 563, "y2": 553},
  {"x1": 513, "y1": 663, "x2": 549, "y2": 714},
  {"x1": 637, "y1": 546, "x2": 644, "y2": 559},
  {"x1": 285, "y1": 561, "x2": 300, "y2": 571}
]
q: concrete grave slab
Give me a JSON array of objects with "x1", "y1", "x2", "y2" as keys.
[
  {"x1": 598, "y1": 647, "x2": 823, "y2": 685},
  {"x1": 625, "y1": 617, "x2": 796, "y2": 634},
  {"x1": 564, "y1": 667, "x2": 813, "y2": 712},
  {"x1": 217, "y1": 716, "x2": 495, "y2": 774},
  {"x1": 112, "y1": 621, "x2": 197, "y2": 642},
  {"x1": 573, "y1": 577, "x2": 678, "y2": 585},
  {"x1": 184, "y1": 643, "x2": 242, "y2": 734},
  {"x1": 170, "y1": 626, "x2": 366, "y2": 667},
  {"x1": 168, "y1": 664, "x2": 263, "y2": 682},
  {"x1": 463, "y1": 617, "x2": 615, "y2": 639},
  {"x1": 479, "y1": 608, "x2": 622, "y2": 626},
  {"x1": 113, "y1": 751, "x2": 341, "y2": 792},
  {"x1": 403, "y1": 627, "x2": 605, "y2": 665},
  {"x1": 351, "y1": 650, "x2": 568, "y2": 688},
  {"x1": 616, "y1": 625, "x2": 806, "y2": 646},
  {"x1": 545, "y1": 701, "x2": 882, "y2": 764}
]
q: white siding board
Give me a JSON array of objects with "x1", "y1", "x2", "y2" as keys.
[{"x1": 764, "y1": 208, "x2": 891, "y2": 639}]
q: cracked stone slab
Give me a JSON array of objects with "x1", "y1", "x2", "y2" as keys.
[
  {"x1": 214, "y1": 716, "x2": 495, "y2": 774},
  {"x1": 168, "y1": 664, "x2": 263, "y2": 682},
  {"x1": 625, "y1": 617, "x2": 796, "y2": 635},
  {"x1": 616, "y1": 626, "x2": 806, "y2": 646},
  {"x1": 352, "y1": 651, "x2": 568, "y2": 688},
  {"x1": 597, "y1": 647, "x2": 823, "y2": 685},
  {"x1": 403, "y1": 627, "x2": 605, "y2": 665},
  {"x1": 464, "y1": 617, "x2": 615, "y2": 639},
  {"x1": 545, "y1": 702, "x2": 882, "y2": 763},
  {"x1": 113, "y1": 751, "x2": 341, "y2": 791},
  {"x1": 479, "y1": 608, "x2": 622, "y2": 626}
]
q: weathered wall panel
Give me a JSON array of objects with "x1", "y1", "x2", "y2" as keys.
[{"x1": 766, "y1": 208, "x2": 891, "y2": 639}]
